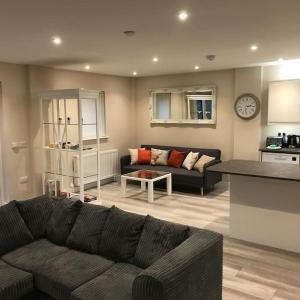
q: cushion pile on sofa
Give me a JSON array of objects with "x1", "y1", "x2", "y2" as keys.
[
  {"x1": 0, "y1": 195, "x2": 223, "y2": 300},
  {"x1": 121, "y1": 145, "x2": 222, "y2": 193}
]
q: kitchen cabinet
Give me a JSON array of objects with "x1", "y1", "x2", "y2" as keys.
[
  {"x1": 261, "y1": 152, "x2": 300, "y2": 165},
  {"x1": 268, "y1": 80, "x2": 300, "y2": 124}
]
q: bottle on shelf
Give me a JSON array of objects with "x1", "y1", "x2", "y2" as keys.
[{"x1": 282, "y1": 133, "x2": 288, "y2": 148}]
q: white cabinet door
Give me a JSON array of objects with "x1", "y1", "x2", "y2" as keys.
[
  {"x1": 268, "y1": 80, "x2": 300, "y2": 124},
  {"x1": 261, "y1": 152, "x2": 300, "y2": 165}
]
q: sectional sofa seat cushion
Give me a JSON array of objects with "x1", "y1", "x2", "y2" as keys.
[
  {"x1": 66, "y1": 204, "x2": 110, "y2": 254},
  {"x1": 99, "y1": 206, "x2": 146, "y2": 262},
  {"x1": 0, "y1": 201, "x2": 34, "y2": 256},
  {"x1": 71, "y1": 263, "x2": 142, "y2": 300},
  {"x1": 34, "y1": 250, "x2": 114, "y2": 300},
  {"x1": 2, "y1": 239, "x2": 69, "y2": 274},
  {"x1": 134, "y1": 215, "x2": 189, "y2": 268},
  {"x1": 0, "y1": 260, "x2": 33, "y2": 300},
  {"x1": 46, "y1": 198, "x2": 82, "y2": 245},
  {"x1": 15, "y1": 195, "x2": 54, "y2": 239}
]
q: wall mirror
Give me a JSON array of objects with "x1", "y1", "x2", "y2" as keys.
[{"x1": 150, "y1": 86, "x2": 216, "y2": 124}]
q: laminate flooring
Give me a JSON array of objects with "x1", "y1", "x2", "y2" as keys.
[{"x1": 90, "y1": 182, "x2": 300, "y2": 300}]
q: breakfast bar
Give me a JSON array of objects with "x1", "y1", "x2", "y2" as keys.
[{"x1": 208, "y1": 160, "x2": 300, "y2": 253}]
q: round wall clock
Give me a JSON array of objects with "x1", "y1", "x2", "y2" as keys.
[{"x1": 234, "y1": 93, "x2": 260, "y2": 120}]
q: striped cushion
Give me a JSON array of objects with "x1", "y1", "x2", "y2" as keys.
[
  {"x1": 0, "y1": 260, "x2": 33, "y2": 300},
  {"x1": 71, "y1": 263, "x2": 142, "y2": 300},
  {"x1": 15, "y1": 195, "x2": 54, "y2": 239},
  {"x1": 0, "y1": 201, "x2": 33, "y2": 256},
  {"x1": 46, "y1": 198, "x2": 82, "y2": 245},
  {"x1": 133, "y1": 215, "x2": 189, "y2": 268},
  {"x1": 99, "y1": 206, "x2": 145, "y2": 262},
  {"x1": 35, "y1": 250, "x2": 114, "y2": 300},
  {"x1": 67, "y1": 204, "x2": 110, "y2": 253},
  {"x1": 2, "y1": 239, "x2": 69, "y2": 273}
]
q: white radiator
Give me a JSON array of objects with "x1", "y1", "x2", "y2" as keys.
[{"x1": 73, "y1": 149, "x2": 119, "y2": 186}]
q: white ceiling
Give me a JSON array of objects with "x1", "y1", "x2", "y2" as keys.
[{"x1": 0, "y1": 0, "x2": 300, "y2": 77}]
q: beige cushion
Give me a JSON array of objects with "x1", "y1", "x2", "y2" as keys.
[
  {"x1": 182, "y1": 152, "x2": 199, "y2": 170},
  {"x1": 193, "y1": 155, "x2": 215, "y2": 173},
  {"x1": 151, "y1": 148, "x2": 169, "y2": 165},
  {"x1": 128, "y1": 148, "x2": 145, "y2": 165}
]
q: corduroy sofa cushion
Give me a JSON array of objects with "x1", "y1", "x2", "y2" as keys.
[
  {"x1": 15, "y1": 195, "x2": 54, "y2": 239},
  {"x1": 0, "y1": 260, "x2": 33, "y2": 300},
  {"x1": 0, "y1": 201, "x2": 34, "y2": 256},
  {"x1": 46, "y1": 198, "x2": 82, "y2": 245},
  {"x1": 133, "y1": 215, "x2": 189, "y2": 268},
  {"x1": 99, "y1": 206, "x2": 145, "y2": 262},
  {"x1": 71, "y1": 263, "x2": 142, "y2": 300},
  {"x1": 67, "y1": 204, "x2": 110, "y2": 253},
  {"x1": 35, "y1": 250, "x2": 114, "y2": 300},
  {"x1": 2, "y1": 239, "x2": 69, "y2": 273}
]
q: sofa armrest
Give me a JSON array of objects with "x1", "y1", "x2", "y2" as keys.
[
  {"x1": 120, "y1": 155, "x2": 131, "y2": 174},
  {"x1": 132, "y1": 230, "x2": 223, "y2": 300},
  {"x1": 203, "y1": 159, "x2": 222, "y2": 188}
]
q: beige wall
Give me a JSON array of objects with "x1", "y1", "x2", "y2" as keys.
[
  {"x1": 0, "y1": 63, "x2": 31, "y2": 200},
  {"x1": 135, "y1": 69, "x2": 235, "y2": 161},
  {"x1": 233, "y1": 67, "x2": 262, "y2": 160},
  {"x1": 28, "y1": 66, "x2": 134, "y2": 196}
]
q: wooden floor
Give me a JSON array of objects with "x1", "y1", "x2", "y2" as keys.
[{"x1": 91, "y1": 182, "x2": 300, "y2": 300}]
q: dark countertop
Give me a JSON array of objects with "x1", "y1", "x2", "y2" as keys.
[
  {"x1": 207, "y1": 159, "x2": 300, "y2": 182},
  {"x1": 259, "y1": 148, "x2": 300, "y2": 154}
]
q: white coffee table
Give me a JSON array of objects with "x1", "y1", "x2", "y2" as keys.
[{"x1": 121, "y1": 170, "x2": 172, "y2": 203}]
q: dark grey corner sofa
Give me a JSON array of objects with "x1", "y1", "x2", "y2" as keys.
[
  {"x1": 121, "y1": 145, "x2": 222, "y2": 195},
  {"x1": 0, "y1": 195, "x2": 223, "y2": 300}
]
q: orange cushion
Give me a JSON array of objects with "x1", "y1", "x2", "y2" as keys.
[
  {"x1": 138, "y1": 149, "x2": 151, "y2": 164},
  {"x1": 167, "y1": 150, "x2": 186, "y2": 168}
]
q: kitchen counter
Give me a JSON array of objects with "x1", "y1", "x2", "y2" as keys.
[
  {"x1": 259, "y1": 147, "x2": 300, "y2": 154},
  {"x1": 207, "y1": 159, "x2": 300, "y2": 182},
  {"x1": 207, "y1": 159, "x2": 300, "y2": 253}
]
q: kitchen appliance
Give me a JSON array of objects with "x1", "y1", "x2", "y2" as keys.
[
  {"x1": 266, "y1": 136, "x2": 283, "y2": 148},
  {"x1": 287, "y1": 135, "x2": 300, "y2": 148}
]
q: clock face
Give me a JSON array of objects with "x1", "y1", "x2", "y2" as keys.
[{"x1": 235, "y1": 94, "x2": 260, "y2": 119}]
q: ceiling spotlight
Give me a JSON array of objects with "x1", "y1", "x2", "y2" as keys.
[
  {"x1": 152, "y1": 57, "x2": 159, "y2": 63},
  {"x1": 178, "y1": 10, "x2": 189, "y2": 21},
  {"x1": 132, "y1": 71, "x2": 137, "y2": 76},
  {"x1": 194, "y1": 65, "x2": 199, "y2": 70},
  {"x1": 84, "y1": 65, "x2": 90, "y2": 70},
  {"x1": 52, "y1": 36, "x2": 62, "y2": 45},
  {"x1": 250, "y1": 45, "x2": 258, "y2": 51},
  {"x1": 278, "y1": 58, "x2": 284, "y2": 63}
]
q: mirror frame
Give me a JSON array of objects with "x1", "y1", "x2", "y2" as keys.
[{"x1": 149, "y1": 85, "x2": 217, "y2": 124}]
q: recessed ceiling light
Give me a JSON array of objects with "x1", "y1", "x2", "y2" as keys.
[
  {"x1": 132, "y1": 71, "x2": 137, "y2": 76},
  {"x1": 178, "y1": 10, "x2": 189, "y2": 21},
  {"x1": 84, "y1": 65, "x2": 90, "y2": 70},
  {"x1": 152, "y1": 57, "x2": 159, "y2": 63},
  {"x1": 52, "y1": 36, "x2": 62, "y2": 45},
  {"x1": 194, "y1": 65, "x2": 199, "y2": 70},
  {"x1": 250, "y1": 44, "x2": 258, "y2": 51},
  {"x1": 278, "y1": 58, "x2": 284, "y2": 63}
]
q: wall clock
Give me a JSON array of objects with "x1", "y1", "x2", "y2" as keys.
[{"x1": 234, "y1": 93, "x2": 260, "y2": 120}]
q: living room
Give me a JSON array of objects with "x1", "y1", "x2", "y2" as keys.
[{"x1": 0, "y1": 1, "x2": 300, "y2": 299}]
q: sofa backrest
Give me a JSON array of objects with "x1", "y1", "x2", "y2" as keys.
[{"x1": 141, "y1": 144, "x2": 221, "y2": 160}]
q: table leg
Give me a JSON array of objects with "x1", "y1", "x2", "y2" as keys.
[
  {"x1": 167, "y1": 175, "x2": 172, "y2": 195},
  {"x1": 148, "y1": 181, "x2": 154, "y2": 203},
  {"x1": 141, "y1": 181, "x2": 146, "y2": 191},
  {"x1": 121, "y1": 177, "x2": 127, "y2": 197}
]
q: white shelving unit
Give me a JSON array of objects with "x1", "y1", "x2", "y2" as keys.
[{"x1": 40, "y1": 89, "x2": 104, "y2": 202}]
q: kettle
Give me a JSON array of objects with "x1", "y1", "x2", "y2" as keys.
[{"x1": 287, "y1": 135, "x2": 300, "y2": 148}]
